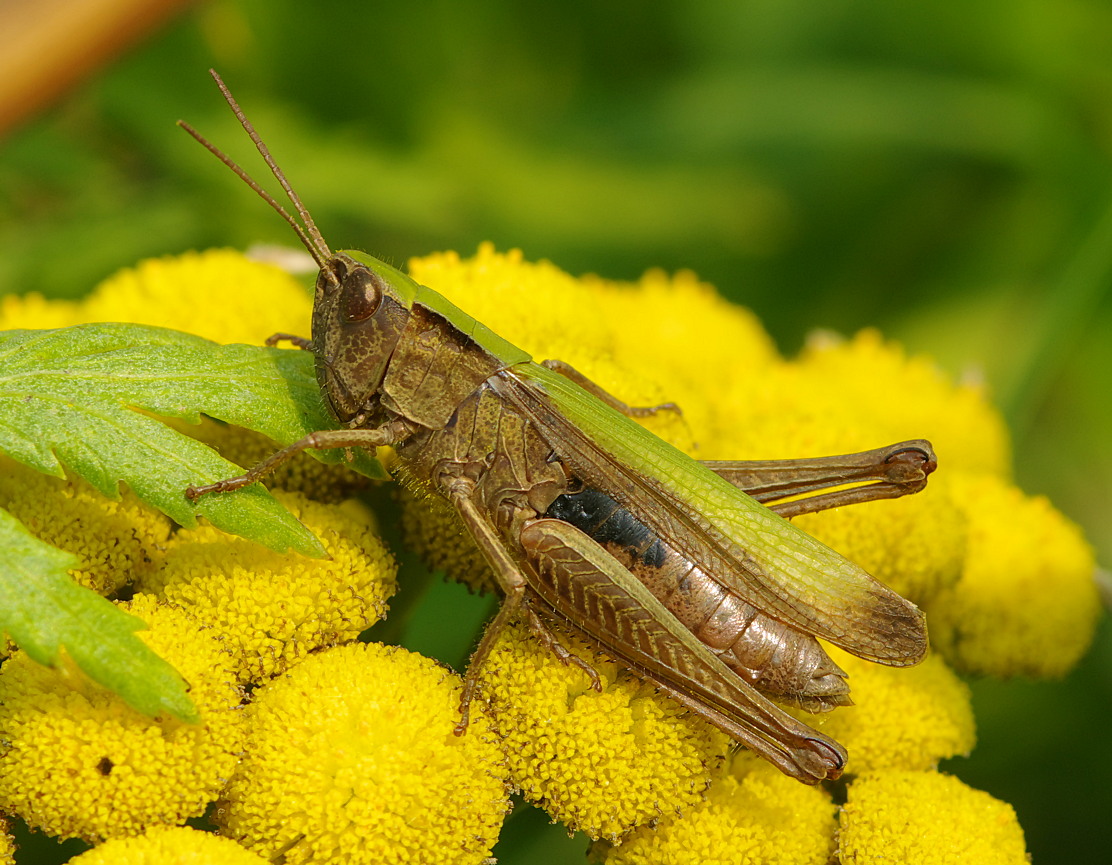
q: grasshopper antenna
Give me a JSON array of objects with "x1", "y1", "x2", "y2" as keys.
[{"x1": 176, "y1": 69, "x2": 332, "y2": 269}]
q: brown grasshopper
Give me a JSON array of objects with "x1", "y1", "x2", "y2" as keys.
[{"x1": 182, "y1": 70, "x2": 932, "y2": 783}]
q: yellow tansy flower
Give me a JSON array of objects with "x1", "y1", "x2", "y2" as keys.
[
  {"x1": 0, "y1": 456, "x2": 172, "y2": 596},
  {"x1": 816, "y1": 646, "x2": 975, "y2": 774},
  {"x1": 0, "y1": 249, "x2": 313, "y2": 346},
  {"x1": 409, "y1": 244, "x2": 616, "y2": 367},
  {"x1": 482, "y1": 619, "x2": 731, "y2": 842},
  {"x1": 691, "y1": 329, "x2": 1006, "y2": 470},
  {"x1": 67, "y1": 826, "x2": 268, "y2": 864},
  {"x1": 792, "y1": 329, "x2": 1012, "y2": 477},
  {"x1": 0, "y1": 817, "x2": 13, "y2": 865},
  {"x1": 838, "y1": 770, "x2": 1029, "y2": 864},
  {"x1": 594, "y1": 752, "x2": 837, "y2": 865},
  {"x1": 589, "y1": 266, "x2": 781, "y2": 407},
  {"x1": 217, "y1": 642, "x2": 509, "y2": 865},
  {"x1": 2, "y1": 243, "x2": 1101, "y2": 863},
  {"x1": 0, "y1": 595, "x2": 243, "y2": 842},
  {"x1": 930, "y1": 472, "x2": 1100, "y2": 678},
  {"x1": 136, "y1": 490, "x2": 397, "y2": 685}
]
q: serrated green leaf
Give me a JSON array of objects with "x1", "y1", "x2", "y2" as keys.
[
  {"x1": 0, "y1": 323, "x2": 387, "y2": 556},
  {"x1": 0, "y1": 507, "x2": 199, "y2": 722}
]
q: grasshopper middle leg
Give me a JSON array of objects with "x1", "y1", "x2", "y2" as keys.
[
  {"x1": 541, "y1": 358, "x2": 682, "y2": 419},
  {"x1": 445, "y1": 479, "x2": 602, "y2": 734}
]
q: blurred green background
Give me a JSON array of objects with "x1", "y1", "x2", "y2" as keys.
[{"x1": 2, "y1": 0, "x2": 1109, "y2": 861}]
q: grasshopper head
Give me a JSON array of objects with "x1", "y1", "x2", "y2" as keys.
[
  {"x1": 179, "y1": 73, "x2": 429, "y2": 427},
  {"x1": 311, "y1": 251, "x2": 417, "y2": 423}
]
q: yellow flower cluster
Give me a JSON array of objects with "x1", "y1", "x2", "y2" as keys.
[
  {"x1": 483, "y1": 619, "x2": 731, "y2": 841},
  {"x1": 839, "y1": 770, "x2": 1028, "y2": 864},
  {"x1": 0, "y1": 595, "x2": 243, "y2": 841},
  {"x1": 929, "y1": 472, "x2": 1100, "y2": 677},
  {"x1": 399, "y1": 242, "x2": 1097, "y2": 853},
  {"x1": 815, "y1": 647, "x2": 975, "y2": 774},
  {"x1": 67, "y1": 826, "x2": 268, "y2": 864},
  {"x1": 591, "y1": 753, "x2": 837, "y2": 865},
  {"x1": 1, "y1": 245, "x2": 1098, "y2": 862},
  {"x1": 0, "y1": 458, "x2": 172, "y2": 598},
  {"x1": 0, "y1": 252, "x2": 455, "y2": 857},
  {"x1": 218, "y1": 642, "x2": 509, "y2": 865},
  {"x1": 137, "y1": 490, "x2": 396, "y2": 684},
  {"x1": 0, "y1": 248, "x2": 312, "y2": 345}
]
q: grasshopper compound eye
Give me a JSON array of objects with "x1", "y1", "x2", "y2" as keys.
[{"x1": 340, "y1": 267, "x2": 384, "y2": 323}]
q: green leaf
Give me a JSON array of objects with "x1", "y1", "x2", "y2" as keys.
[
  {"x1": 0, "y1": 507, "x2": 199, "y2": 722},
  {"x1": 0, "y1": 323, "x2": 386, "y2": 556}
]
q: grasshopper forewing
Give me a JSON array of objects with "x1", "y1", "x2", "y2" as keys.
[
  {"x1": 182, "y1": 69, "x2": 931, "y2": 784},
  {"x1": 503, "y1": 365, "x2": 927, "y2": 664}
]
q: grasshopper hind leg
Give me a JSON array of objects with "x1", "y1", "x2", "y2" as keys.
[{"x1": 705, "y1": 440, "x2": 937, "y2": 517}]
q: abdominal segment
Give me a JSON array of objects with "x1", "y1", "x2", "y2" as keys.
[{"x1": 545, "y1": 485, "x2": 850, "y2": 712}]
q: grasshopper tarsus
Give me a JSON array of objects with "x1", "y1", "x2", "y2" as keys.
[
  {"x1": 184, "y1": 478, "x2": 250, "y2": 501},
  {"x1": 883, "y1": 440, "x2": 937, "y2": 482},
  {"x1": 265, "y1": 332, "x2": 313, "y2": 351},
  {"x1": 525, "y1": 605, "x2": 604, "y2": 691},
  {"x1": 540, "y1": 358, "x2": 683, "y2": 420}
]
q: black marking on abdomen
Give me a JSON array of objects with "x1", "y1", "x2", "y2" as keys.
[{"x1": 546, "y1": 486, "x2": 665, "y2": 568}]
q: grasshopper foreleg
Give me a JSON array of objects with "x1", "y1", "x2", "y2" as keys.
[
  {"x1": 541, "y1": 358, "x2": 682, "y2": 419},
  {"x1": 185, "y1": 421, "x2": 412, "y2": 500}
]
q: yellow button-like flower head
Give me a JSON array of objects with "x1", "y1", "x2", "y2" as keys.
[
  {"x1": 482, "y1": 619, "x2": 731, "y2": 842},
  {"x1": 595, "y1": 752, "x2": 837, "y2": 865},
  {"x1": 0, "y1": 249, "x2": 312, "y2": 345},
  {"x1": 0, "y1": 457, "x2": 172, "y2": 597},
  {"x1": 816, "y1": 646, "x2": 975, "y2": 773},
  {"x1": 218, "y1": 642, "x2": 509, "y2": 865},
  {"x1": 137, "y1": 491, "x2": 397, "y2": 685},
  {"x1": 930, "y1": 472, "x2": 1100, "y2": 677},
  {"x1": 67, "y1": 826, "x2": 268, "y2": 864},
  {"x1": 839, "y1": 770, "x2": 1028, "y2": 863},
  {"x1": 0, "y1": 594, "x2": 243, "y2": 841}
]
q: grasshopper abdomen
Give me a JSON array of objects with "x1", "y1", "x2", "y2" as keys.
[{"x1": 546, "y1": 485, "x2": 851, "y2": 712}]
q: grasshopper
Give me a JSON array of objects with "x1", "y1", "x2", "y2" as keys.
[{"x1": 182, "y1": 70, "x2": 932, "y2": 783}]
